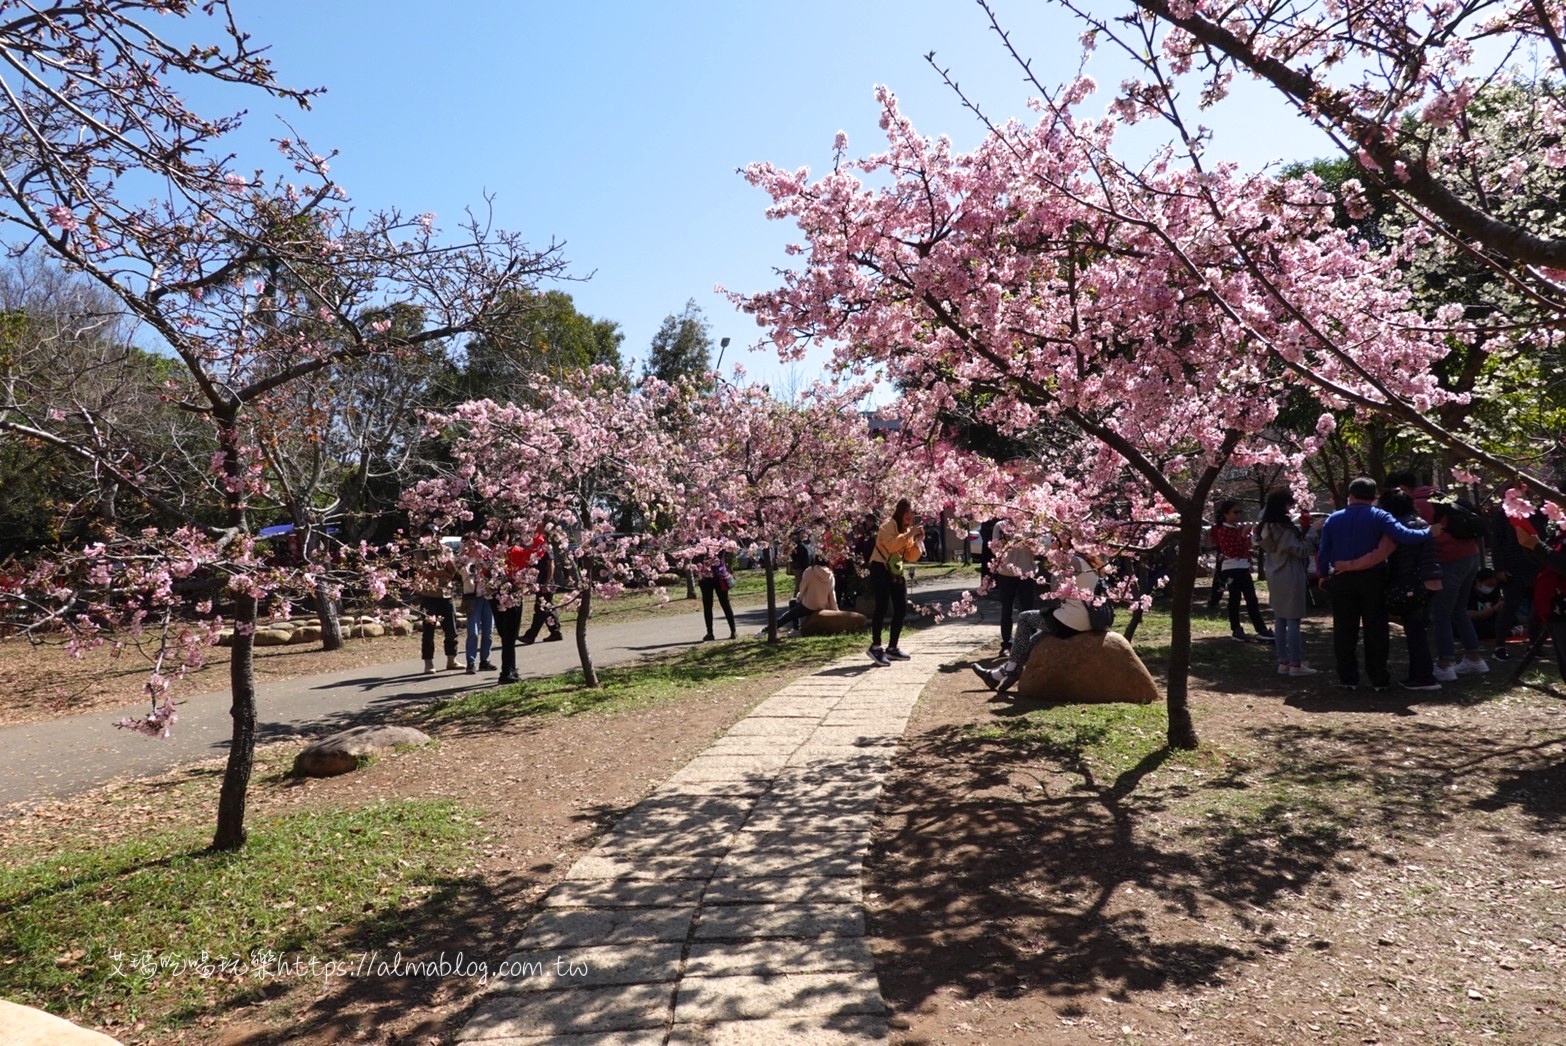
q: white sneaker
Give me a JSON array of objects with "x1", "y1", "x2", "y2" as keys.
[
  {"x1": 1278, "y1": 663, "x2": 1292, "y2": 675},
  {"x1": 1432, "y1": 664, "x2": 1459, "y2": 682},
  {"x1": 1289, "y1": 664, "x2": 1319, "y2": 676},
  {"x1": 422, "y1": 659, "x2": 435, "y2": 675},
  {"x1": 1456, "y1": 658, "x2": 1490, "y2": 676}
]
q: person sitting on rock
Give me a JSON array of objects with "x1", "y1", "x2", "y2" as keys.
[
  {"x1": 767, "y1": 553, "x2": 839, "y2": 634},
  {"x1": 972, "y1": 546, "x2": 1105, "y2": 694}
]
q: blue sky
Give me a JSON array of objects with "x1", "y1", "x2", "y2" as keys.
[{"x1": 213, "y1": 1, "x2": 1327, "y2": 389}]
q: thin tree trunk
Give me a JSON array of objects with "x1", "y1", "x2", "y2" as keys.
[
  {"x1": 575, "y1": 567, "x2": 598, "y2": 687},
  {"x1": 315, "y1": 579, "x2": 344, "y2": 651},
  {"x1": 1163, "y1": 512, "x2": 1204, "y2": 751},
  {"x1": 685, "y1": 566, "x2": 696, "y2": 600},
  {"x1": 763, "y1": 543, "x2": 778, "y2": 643},
  {"x1": 213, "y1": 589, "x2": 257, "y2": 850},
  {"x1": 212, "y1": 420, "x2": 256, "y2": 850},
  {"x1": 1122, "y1": 606, "x2": 1144, "y2": 643}
]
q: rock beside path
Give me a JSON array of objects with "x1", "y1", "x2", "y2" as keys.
[
  {"x1": 800, "y1": 610, "x2": 870, "y2": 636},
  {"x1": 1017, "y1": 630, "x2": 1161, "y2": 704},
  {"x1": 292, "y1": 725, "x2": 433, "y2": 778},
  {"x1": 0, "y1": 1001, "x2": 122, "y2": 1045}
]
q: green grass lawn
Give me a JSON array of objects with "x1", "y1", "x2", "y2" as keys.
[
  {"x1": 0, "y1": 800, "x2": 478, "y2": 1032},
  {"x1": 420, "y1": 627, "x2": 874, "y2": 726}
]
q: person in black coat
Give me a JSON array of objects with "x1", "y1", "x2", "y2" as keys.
[{"x1": 1378, "y1": 490, "x2": 1445, "y2": 690}]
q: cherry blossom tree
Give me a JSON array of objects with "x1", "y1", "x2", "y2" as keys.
[
  {"x1": 738, "y1": 87, "x2": 1451, "y2": 747},
  {"x1": 664, "y1": 374, "x2": 888, "y2": 637},
  {"x1": 1026, "y1": 0, "x2": 1566, "y2": 501},
  {"x1": 0, "y1": 1, "x2": 565, "y2": 849},
  {"x1": 403, "y1": 367, "x2": 677, "y2": 686}
]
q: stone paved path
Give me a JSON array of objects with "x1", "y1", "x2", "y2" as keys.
[{"x1": 456, "y1": 623, "x2": 980, "y2": 1045}]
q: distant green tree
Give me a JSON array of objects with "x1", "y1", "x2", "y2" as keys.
[
  {"x1": 0, "y1": 262, "x2": 196, "y2": 556},
  {"x1": 643, "y1": 299, "x2": 714, "y2": 383},
  {"x1": 458, "y1": 289, "x2": 624, "y2": 401}
]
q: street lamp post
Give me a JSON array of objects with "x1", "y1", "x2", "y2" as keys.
[{"x1": 715, "y1": 336, "x2": 731, "y2": 373}]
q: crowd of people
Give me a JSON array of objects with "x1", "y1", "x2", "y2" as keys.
[
  {"x1": 1221, "y1": 471, "x2": 1562, "y2": 693},
  {"x1": 953, "y1": 469, "x2": 1565, "y2": 696},
  {"x1": 413, "y1": 528, "x2": 564, "y2": 683},
  {"x1": 410, "y1": 474, "x2": 1566, "y2": 693}
]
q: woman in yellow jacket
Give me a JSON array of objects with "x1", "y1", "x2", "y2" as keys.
[{"x1": 867, "y1": 498, "x2": 923, "y2": 666}]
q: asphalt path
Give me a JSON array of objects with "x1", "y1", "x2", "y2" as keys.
[{"x1": 0, "y1": 578, "x2": 981, "y2": 814}]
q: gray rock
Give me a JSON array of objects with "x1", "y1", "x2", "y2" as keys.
[{"x1": 292, "y1": 725, "x2": 433, "y2": 778}]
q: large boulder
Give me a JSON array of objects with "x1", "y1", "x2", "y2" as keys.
[
  {"x1": 799, "y1": 609, "x2": 869, "y2": 636},
  {"x1": 0, "y1": 1001, "x2": 122, "y2": 1044},
  {"x1": 292, "y1": 725, "x2": 433, "y2": 778},
  {"x1": 252, "y1": 628, "x2": 293, "y2": 647},
  {"x1": 1016, "y1": 630, "x2": 1161, "y2": 705},
  {"x1": 290, "y1": 624, "x2": 323, "y2": 644}
]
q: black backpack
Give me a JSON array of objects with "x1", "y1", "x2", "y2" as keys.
[{"x1": 1432, "y1": 495, "x2": 1486, "y2": 540}]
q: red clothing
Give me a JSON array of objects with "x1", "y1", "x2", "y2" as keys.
[
  {"x1": 1210, "y1": 523, "x2": 1254, "y2": 563},
  {"x1": 1407, "y1": 485, "x2": 1480, "y2": 564}
]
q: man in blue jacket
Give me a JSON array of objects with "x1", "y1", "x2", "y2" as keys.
[{"x1": 1318, "y1": 477, "x2": 1440, "y2": 691}]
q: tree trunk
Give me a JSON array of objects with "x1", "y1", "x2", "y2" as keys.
[
  {"x1": 213, "y1": 590, "x2": 257, "y2": 850},
  {"x1": 575, "y1": 570, "x2": 598, "y2": 687},
  {"x1": 315, "y1": 579, "x2": 344, "y2": 651},
  {"x1": 1162, "y1": 512, "x2": 1204, "y2": 751},
  {"x1": 1122, "y1": 606, "x2": 1144, "y2": 643},
  {"x1": 763, "y1": 545, "x2": 778, "y2": 643},
  {"x1": 685, "y1": 566, "x2": 696, "y2": 600}
]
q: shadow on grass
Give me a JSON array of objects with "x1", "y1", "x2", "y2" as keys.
[
  {"x1": 195, "y1": 863, "x2": 551, "y2": 1045},
  {"x1": 396, "y1": 633, "x2": 871, "y2": 738}
]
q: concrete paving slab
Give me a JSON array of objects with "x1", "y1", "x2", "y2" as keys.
[
  {"x1": 458, "y1": 982, "x2": 674, "y2": 1039},
  {"x1": 803, "y1": 728, "x2": 901, "y2": 747},
  {"x1": 693, "y1": 902, "x2": 864, "y2": 940},
  {"x1": 719, "y1": 719, "x2": 819, "y2": 737},
  {"x1": 646, "y1": 779, "x2": 772, "y2": 797},
  {"x1": 747, "y1": 787, "x2": 881, "y2": 809},
  {"x1": 517, "y1": 907, "x2": 696, "y2": 948},
  {"x1": 601, "y1": 811, "x2": 749, "y2": 839},
  {"x1": 621, "y1": 794, "x2": 759, "y2": 817},
  {"x1": 784, "y1": 750, "x2": 895, "y2": 772},
  {"x1": 590, "y1": 829, "x2": 740, "y2": 857},
  {"x1": 663, "y1": 761, "x2": 789, "y2": 784},
  {"x1": 766, "y1": 771, "x2": 886, "y2": 793},
  {"x1": 492, "y1": 941, "x2": 686, "y2": 990},
  {"x1": 565, "y1": 854, "x2": 722, "y2": 881},
  {"x1": 684, "y1": 936, "x2": 876, "y2": 977},
  {"x1": 465, "y1": 1033, "x2": 670, "y2": 1046},
  {"x1": 701, "y1": 876, "x2": 862, "y2": 905},
  {"x1": 667, "y1": 1015, "x2": 888, "y2": 1045},
  {"x1": 740, "y1": 811, "x2": 876, "y2": 834},
  {"x1": 714, "y1": 850, "x2": 863, "y2": 878},
  {"x1": 672, "y1": 971, "x2": 886, "y2": 1022},
  {"x1": 699, "y1": 740, "x2": 802, "y2": 756},
  {"x1": 543, "y1": 880, "x2": 709, "y2": 909},
  {"x1": 820, "y1": 711, "x2": 909, "y2": 727},
  {"x1": 726, "y1": 831, "x2": 872, "y2": 855}
]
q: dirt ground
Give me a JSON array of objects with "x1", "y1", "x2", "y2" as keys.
[{"x1": 868, "y1": 631, "x2": 1566, "y2": 1046}]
